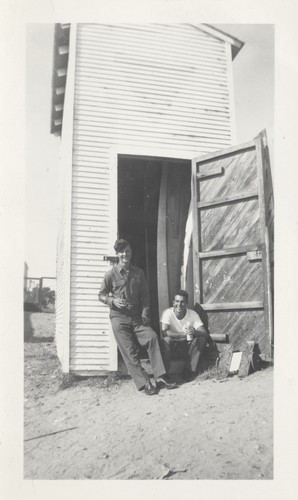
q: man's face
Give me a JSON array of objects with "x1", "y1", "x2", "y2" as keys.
[
  {"x1": 173, "y1": 294, "x2": 187, "y2": 318},
  {"x1": 117, "y1": 245, "x2": 132, "y2": 267}
]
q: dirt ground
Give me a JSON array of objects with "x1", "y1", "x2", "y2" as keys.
[{"x1": 24, "y1": 312, "x2": 273, "y2": 480}]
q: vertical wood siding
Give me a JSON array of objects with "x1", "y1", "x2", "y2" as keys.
[{"x1": 70, "y1": 23, "x2": 234, "y2": 372}]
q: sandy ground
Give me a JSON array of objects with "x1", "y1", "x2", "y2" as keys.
[{"x1": 24, "y1": 312, "x2": 273, "y2": 480}]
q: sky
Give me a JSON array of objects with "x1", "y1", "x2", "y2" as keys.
[{"x1": 25, "y1": 23, "x2": 274, "y2": 278}]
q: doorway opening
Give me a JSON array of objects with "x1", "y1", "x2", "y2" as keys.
[{"x1": 117, "y1": 155, "x2": 191, "y2": 332}]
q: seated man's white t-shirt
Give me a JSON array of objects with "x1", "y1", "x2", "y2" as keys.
[{"x1": 160, "y1": 308, "x2": 203, "y2": 340}]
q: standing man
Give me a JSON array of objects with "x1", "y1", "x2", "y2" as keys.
[
  {"x1": 99, "y1": 239, "x2": 177, "y2": 395},
  {"x1": 160, "y1": 290, "x2": 214, "y2": 381}
]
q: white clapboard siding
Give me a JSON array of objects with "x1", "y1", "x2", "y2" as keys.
[
  {"x1": 69, "y1": 23, "x2": 235, "y2": 373},
  {"x1": 55, "y1": 214, "x2": 64, "y2": 364}
]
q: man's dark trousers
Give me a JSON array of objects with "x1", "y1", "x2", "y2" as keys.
[
  {"x1": 161, "y1": 333, "x2": 208, "y2": 374},
  {"x1": 110, "y1": 310, "x2": 166, "y2": 390}
]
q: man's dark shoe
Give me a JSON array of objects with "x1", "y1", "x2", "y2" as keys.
[
  {"x1": 157, "y1": 376, "x2": 178, "y2": 390},
  {"x1": 143, "y1": 380, "x2": 158, "y2": 395},
  {"x1": 182, "y1": 369, "x2": 194, "y2": 382}
]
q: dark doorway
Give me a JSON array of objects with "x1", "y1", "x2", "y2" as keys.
[{"x1": 117, "y1": 155, "x2": 191, "y2": 332}]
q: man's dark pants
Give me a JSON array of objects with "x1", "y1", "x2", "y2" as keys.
[
  {"x1": 161, "y1": 332, "x2": 208, "y2": 375},
  {"x1": 110, "y1": 310, "x2": 166, "y2": 390}
]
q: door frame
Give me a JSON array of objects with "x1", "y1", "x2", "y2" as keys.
[{"x1": 109, "y1": 146, "x2": 194, "y2": 369}]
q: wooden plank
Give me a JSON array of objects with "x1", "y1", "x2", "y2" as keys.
[
  {"x1": 70, "y1": 335, "x2": 109, "y2": 342},
  {"x1": 71, "y1": 353, "x2": 110, "y2": 360},
  {"x1": 73, "y1": 99, "x2": 229, "y2": 123},
  {"x1": 73, "y1": 124, "x2": 231, "y2": 147},
  {"x1": 73, "y1": 134, "x2": 224, "y2": 155},
  {"x1": 70, "y1": 364, "x2": 110, "y2": 371},
  {"x1": 75, "y1": 71, "x2": 229, "y2": 97},
  {"x1": 73, "y1": 112, "x2": 232, "y2": 138},
  {"x1": 202, "y1": 255, "x2": 263, "y2": 304},
  {"x1": 210, "y1": 333, "x2": 229, "y2": 343},
  {"x1": 70, "y1": 288, "x2": 102, "y2": 295},
  {"x1": 75, "y1": 48, "x2": 228, "y2": 75},
  {"x1": 201, "y1": 301, "x2": 264, "y2": 311},
  {"x1": 72, "y1": 180, "x2": 110, "y2": 190},
  {"x1": 75, "y1": 89, "x2": 230, "y2": 113},
  {"x1": 71, "y1": 317, "x2": 106, "y2": 325},
  {"x1": 79, "y1": 26, "x2": 225, "y2": 55},
  {"x1": 157, "y1": 162, "x2": 170, "y2": 317},
  {"x1": 255, "y1": 131, "x2": 273, "y2": 356},
  {"x1": 71, "y1": 270, "x2": 107, "y2": 278},
  {"x1": 78, "y1": 29, "x2": 226, "y2": 58},
  {"x1": 70, "y1": 341, "x2": 109, "y2": 348},
  {"x1": 71, "y1": 303, "x2": 106, "y2": 311},
  {"x1": 192, "y1": 157, "x2": 202, "y2": 303},
  {"x1": 70, "y1": 370, "x2": 111, "y2": 376},
  {"x1": 75, "y1": 95, "x2": 231, "y2": 121},
  {"x1": 78, "y1": 26, "x2": 226, "y2": 50},
  {"x1": 80, "y1": 22, "x2": 226, "y2": 45},
  {"x1": 199, "y1": 245, "x2": 260, "y2": 259},
  {"x1": 193, "y1": 140, "x2": 255, "y2": 165},
  {"x1": 197, "y1": 191, "x2": 258, "y2": 209},
  {"x1": 197, "y1": 166, "x2": 223, "y2": 179},
  {"x1": 76, "y1": 48, "x2": 227, "y2": 74},
  {"x1": 200, "y1": 200, "x2": 260, "y2": 253},
  {"x1": 71, "y1": 244, "x2": 109, "y2": 254},
  {"x1": 79, "y1": 31, "x2": 225, "y2": 61},
  {"x1": 75, "y1": 100, "x2": 231, "y2": 125},
  {"x1": 70, "y1": 264, "x2": 107, "y2": 273},
  {"x1": 70, "y1": 346, "x2": 109, "y2": 353},
  {"x1": 164, "y1": 162, "x2": 191, "y2": 305},
  {"x1": 71, "y1": 314, "x2": 108, "y2": 321},
  {"x1": 247, "y1": 250, "x2": 262, "y2": 261},
  {"x1": 198, "y1": 149, "x2": 257, "y2": 202},
  {"x1": 207, "y1": 310, "x2": 266, "y2": 353}
]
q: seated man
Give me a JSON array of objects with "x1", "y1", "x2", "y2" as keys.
[
  {"x1": 160, "y1": 289, "x2": 214, "y2": 381},
  {"x1": 99, "y1": 238, "x2": 177, "y2": 395}
]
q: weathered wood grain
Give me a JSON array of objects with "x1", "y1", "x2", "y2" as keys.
[{"x1": 192, "y1": 136, "x2": 273, "y2": 357}]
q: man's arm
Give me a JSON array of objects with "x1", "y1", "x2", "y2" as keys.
[
  {"x1": 160, "y1": 323, "x2": 186, "y2": 341},
  {"x1": 98, "y1": 273, "x2": 115, "y2": 307},
  {"x1": 192, "y1": 325, "x2": 215, "y2": 346}
]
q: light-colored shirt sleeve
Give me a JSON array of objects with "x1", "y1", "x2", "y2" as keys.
[{"x1": 190, "y1": 310, "x2": 204, "y2": 330}]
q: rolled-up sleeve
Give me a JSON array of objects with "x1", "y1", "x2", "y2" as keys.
[{"x1": 98, "y1": 272, "x2": 114, "y2": 307}]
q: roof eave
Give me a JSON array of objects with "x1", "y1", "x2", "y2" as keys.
[
  {"x1": 191, "y1": 23, "x2": 244, "y2": 59},
  {"x1": 50, "y1": 23, "x2": 70, "y2": 136}
]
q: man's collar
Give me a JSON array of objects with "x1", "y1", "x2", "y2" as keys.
[
  {"x1": 116, "y1": 263, "x2": 131, "y2": 274},
  {"x1": 173, "y1": 307, "x2": 187, "y2": 320}
]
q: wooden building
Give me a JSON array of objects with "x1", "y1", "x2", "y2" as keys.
[{"x1": 50, "y1": 23, "x2": 273, "y2": 375}]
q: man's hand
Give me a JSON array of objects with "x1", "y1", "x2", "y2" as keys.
[
  {"x1": 142, "y1": 315, "x2": 151, "y2": 326},
  {"x1": 113, "y1": 297, "x2": 127, "y2": 308},
  {"x1": 185, "y1": 325, "x2": 195, "y2": 335}
]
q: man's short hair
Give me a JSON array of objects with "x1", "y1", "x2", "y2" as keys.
[
  {"x1": 174, "y1": 289, "x2": 189, "y2": 302},
  {"x1": 114, "y1": 238, "x2": 131, "y2": 253}
]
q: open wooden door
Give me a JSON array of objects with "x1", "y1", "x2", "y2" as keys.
[{"x1": 191, "y1": 130, "x2": 274, "y2": 358}]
